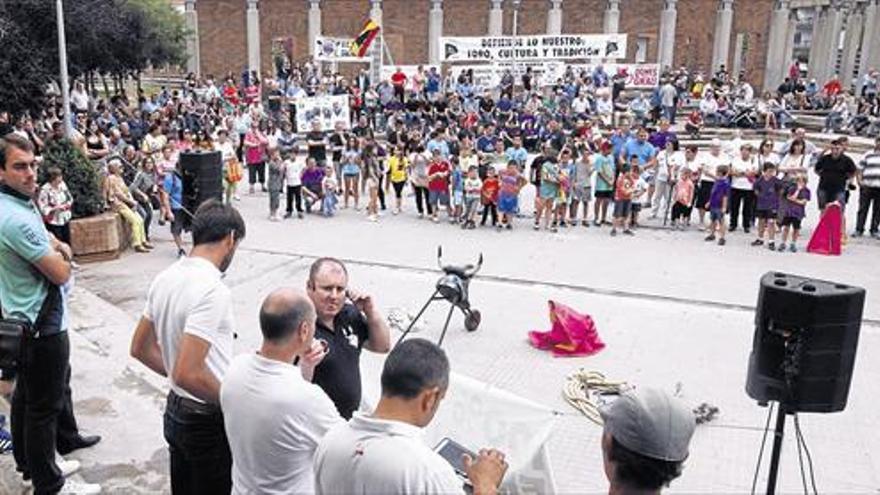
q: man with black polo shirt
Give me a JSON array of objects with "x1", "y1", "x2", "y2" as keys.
[
  {"x1": 815, "y1": 138, "x2": 857, "y2": 212},
  {"x1": 306, "y1": 258, "x2": 391, "y2": 419},
  {"x1": 307, "y1": 120, "x2": 328, "y2": 167}
]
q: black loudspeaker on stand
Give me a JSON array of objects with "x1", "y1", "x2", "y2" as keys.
[
  {"x1": 746, "y1": 272, "x2": 865, "y2": 494},
  {"x1": 179, "y1": 151, "x2": 223, "y2": 227}
]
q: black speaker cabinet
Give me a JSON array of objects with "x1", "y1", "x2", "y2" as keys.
[
  {"x1": 746, "y1": 272, "x2": 865, "y2": 413},
  {"x1": 179, "y1": 151, "x2": 223, "y2": 223}
]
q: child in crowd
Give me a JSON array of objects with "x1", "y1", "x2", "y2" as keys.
[
  {"x1": 705, "y1": 165, "x2": 730, "y2": 245},
  {"x1": 321, "y1": 167, "x2": 338, "y2": 217},
  {"x1": 554, "y1": 155, "x2": 572, "y2": 228},
  {"x1": 480, "y1": 167, "x2": 500, "y2": 227},
  {"x1": 671, "y1": 168, "x2": 695, "y2": 230},
  {"x1": 267, "y1": 149, "x2": 285, "y2": 221},
  {"x1": 462, "y1": 165, "x2": 483, "y2": 229},
  {"x1": 498, "y1": 161, "x2": 527, "y2": 229},
  {"x1": 611, "y1": 161, "x2": 636, "y2": 237},
  {"x1": 451, "y1": 158, "x2": 465, "y2": 223},
  {"x1": 779, "y1": 175, "x2": 811, "y2": 252},
  {"x1": 630, "y1": 161, "x2": 649, "y2": 228},
  {"x1": 751, "y1": 162, "x2": 782, "y2": 250}
]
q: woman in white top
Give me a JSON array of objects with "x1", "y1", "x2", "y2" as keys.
[
  {"x1": 215, "y1": 129, "x2": 240, "y2": 204},
  {"x1": 651, "y1": 139, "x2": 684, "y2": 219},
  {"x1": 755, "y1": 138, "x2": 780, "y2": 170},
  {"x1": 408, "y1": 145, "x2": 432, "y2": 218},
  {"x1": 729, "y1": 144, "x2": 758, "y2": 232}
]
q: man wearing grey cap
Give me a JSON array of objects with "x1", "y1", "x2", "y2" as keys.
[{"x1": 600, "y1": 387, "x2": 696, "y2": 494}]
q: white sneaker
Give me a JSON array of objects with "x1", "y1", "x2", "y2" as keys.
[
  {"x1": 59, "y1": 480, "x2": 102, "y2": 494},
  {"x1": 56, "y1": 455, "x2": 81, "y2": 478}
]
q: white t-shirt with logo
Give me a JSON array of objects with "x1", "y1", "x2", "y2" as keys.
[
  {"x1": 698, "y1": 152, "x2": 728, "y2": 183},
  {"x1": 315, "y1": 414, "x2": 465, "y2": 495},
  {"x1": 730, "y1": 157, "x2": 757, "y2": 190},
  {"x1": 143, "y1": 256, "x2": 234, "y2": 403},
  {"x1": 221, "y1": 353, "x2": 342, "y2": 495}
]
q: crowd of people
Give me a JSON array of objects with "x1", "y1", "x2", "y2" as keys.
[{"x1": 2, "y1": 53, "x2": 880, "y2": 494}]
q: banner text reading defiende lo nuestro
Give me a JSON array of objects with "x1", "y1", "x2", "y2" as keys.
[{"x1": 440, "y1": 34, "x2": 627, "y2": 63}]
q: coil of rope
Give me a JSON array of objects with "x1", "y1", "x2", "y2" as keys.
[{"x1": 562, "y1": 369, "x2": 629, "y2": 425}]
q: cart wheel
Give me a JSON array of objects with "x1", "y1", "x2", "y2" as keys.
[{"x1": 465, "y1": 310, "x2": 481, "y2": 332}]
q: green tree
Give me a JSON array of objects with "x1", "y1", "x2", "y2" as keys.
[{"x1": 41, "y1": 139, "x2": 105, "y2": 219}]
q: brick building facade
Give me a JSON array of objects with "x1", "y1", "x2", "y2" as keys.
[{"x1": 187, "y1": 0, "x2": 875, "y2": 91}]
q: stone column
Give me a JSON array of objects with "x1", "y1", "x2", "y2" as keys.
[
  {"x1": 815, "y1": 0, "x2": 845, "y2": 83},
  {"x1": 657, "y1": 0, "x2": 678, "y2": 71},
  {"x1": 488, "y1": 0, "x2": 503, "y2": 36},
  {"x1": 839, "y1": 3, "x2": 864, "y2": 89},
  {"x1": 783, "y1": 8, "x2": 797, "y2": 72},
  {"x1": 763, "y1": 0, "x2": 791, "y2": 91},
  {"x1": 547, "y1": 0, "x2": 562, "y2": 35},
  {"x1": 370, "y1": 0, "x2": 383, "y2": 81},
  {"x1": 710, "y1": 0, "x2": 734, "y2": 71},
  {"x1": 603, "y1": 0, "x2": 620, "y2": 34},
  {"x1": 246, "y1": 0, "x2": 260, "y2": 74},
  {"x1": 807, "y1": 6, "x2": 828, "y2": 80},
  {"x1": 429, "y1": 0, "x2": 443, "y2": 64},
  {"x1": 308, "y1": 0, "x2": 321, "y2": 60},
  {"x1": 859, "y1": 0, "x2": 880, "y2": 83},
  {"x1": 184, "y1": 0, "x2": 200, "y2": 76}
]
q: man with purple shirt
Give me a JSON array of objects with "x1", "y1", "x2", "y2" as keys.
[
  {"x1": 301, "y1": 158, "x2": 325, "y2": 213},
  {"x1": 648, "y1": 120, "x2": 677, "y2": 150}
]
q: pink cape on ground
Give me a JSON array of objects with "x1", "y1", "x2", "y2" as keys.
[
  {"x1": 528, "y1": 300, "x2": 606, "y2": 357},
  {"x1": 807, "y1": 203, "x2": 842, "y2": 256}
]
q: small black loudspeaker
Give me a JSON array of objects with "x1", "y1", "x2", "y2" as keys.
[
  {"x1": 180, "y1": 151, "x2": 223, "y2": 220},
  {"x1": 746, "y1": 272, "x2": 865, "y2": 413}
]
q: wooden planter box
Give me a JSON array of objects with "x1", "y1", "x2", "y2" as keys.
[{"x1": 70, "y1": 212, "x2": 131, "y2": 262}]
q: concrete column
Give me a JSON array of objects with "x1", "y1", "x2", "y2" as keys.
[
  {"x1": 807, "y1": 6, "x2": 828, "y2": 80},
  {"x1": 816, "y1": 0, "x2": 845, "y2": 83},
  {"x1": 308, "y1": 0, "x2": 321, "y2": 59},
  {"x1": 839, "y1": 3, "x2": 864, "y2": 89},
  {"x1": 783, "y1": 8, "x2": 797, "y2": 72},
  {"x1": 488, "y1": 0, "x2": 503, "y2": 36},
  {"x1": 246, "y1": 0, "x2": 260, "y2": 74},
  {"x1": 657, "y1": 0, "x2": 678, "y2": 71},
  {"x1": 603, "y1": 0, "x2": 620, "y2": 34},
  {"x1": 710, "y1": 0, "x2": 734, "y2": 71},
  {"x1": 858, "y1": 0, "x2": 880, "y2": 83},
  {"x1": 763, "y1": 0, "x2": 791, "y2": 91},
  {"x1": 547, "y1": 0, "x2": 562, "y2": 35},
  {"x1": 184, "y1": 0, "x2": 200, "y2": 76},
  {"x1": 429, "y1": 0, "x2": 443, "y2": 64},
  {"x1": 370, "y1": 0, "x2": 382, "y2": 81}
]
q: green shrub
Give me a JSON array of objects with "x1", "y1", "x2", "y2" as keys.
[{"x1": 40, "y1": 139, "x2": 105, "y2": 219}]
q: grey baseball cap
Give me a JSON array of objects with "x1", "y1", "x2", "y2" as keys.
[{"x1": 599, "y1": 387, "x2": 696, "y2": 462}]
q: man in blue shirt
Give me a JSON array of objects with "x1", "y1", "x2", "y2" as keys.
[
  {"x1": 621, "y1": 127, "x2": 657, "y2": 170},
  {"x1": 0, "y1": 134, "x2": 100, "y2": 493},
  {"x1": 476, "y1": 126, "x2": 497, "y2": 154},
  {"x1": 162, "y1": 169, "x2": 187, "y2": 257}
]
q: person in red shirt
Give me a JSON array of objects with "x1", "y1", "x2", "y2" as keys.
[
  {"x1": 391, "y1": 68, "x2": 407, "y2": 103},
  {"x1": 822, "y1": 76, "x2": 842, "y2": 107},
  {"x1": 427, "y1": 149, "x2": 451, "y2": 223},
  {"x1": 480, "y1": 168, "x2": 500, "y2": 227},
  {"x1": 611, "y1": 161, "x2": 637, "y2": 236},
  {"x1": 222, "y1": 78, "x2": 239, "y2": 106}
]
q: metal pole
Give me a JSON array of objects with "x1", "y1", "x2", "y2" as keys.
[
  {"x1": 765, "y1": 402, "x2": 787, "y2": 495},
  {"x1": 512, "y1": 2, "x2": 519, "y2": 87},
  {"x1": 56, "y1": 0, "x2": 73, "y2": 138}
]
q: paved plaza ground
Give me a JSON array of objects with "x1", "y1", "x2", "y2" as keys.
[{"x1": 1, "y1": 183, "x2": 879, "y2": 494}]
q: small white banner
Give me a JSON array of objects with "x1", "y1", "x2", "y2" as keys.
[
  {"x1": 314, "y1": 36, "x2": 363, "y2": 62},
  {"x1": 440, "y1": 34, "x2": 627, "y2": 62},
  {"x1": 294, "y1": 94, "x2": 351, "y2": 133}
]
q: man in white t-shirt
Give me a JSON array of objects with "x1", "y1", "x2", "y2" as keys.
[
  {"x1": 221, "y1": 288, "x2": 341, "y2": 494},
  {"x1": 130, "y1": 200, "x2": 246, "y2": 494},
  {"x1": 729, "y1": 144, "x2": 758, "y2": 233},
  {"x1": 314, "y1": 339, "x2": 508, "y2": 495},
  {"x1": 694, "y1": 139, "x2": 728, "y2": 225}
]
